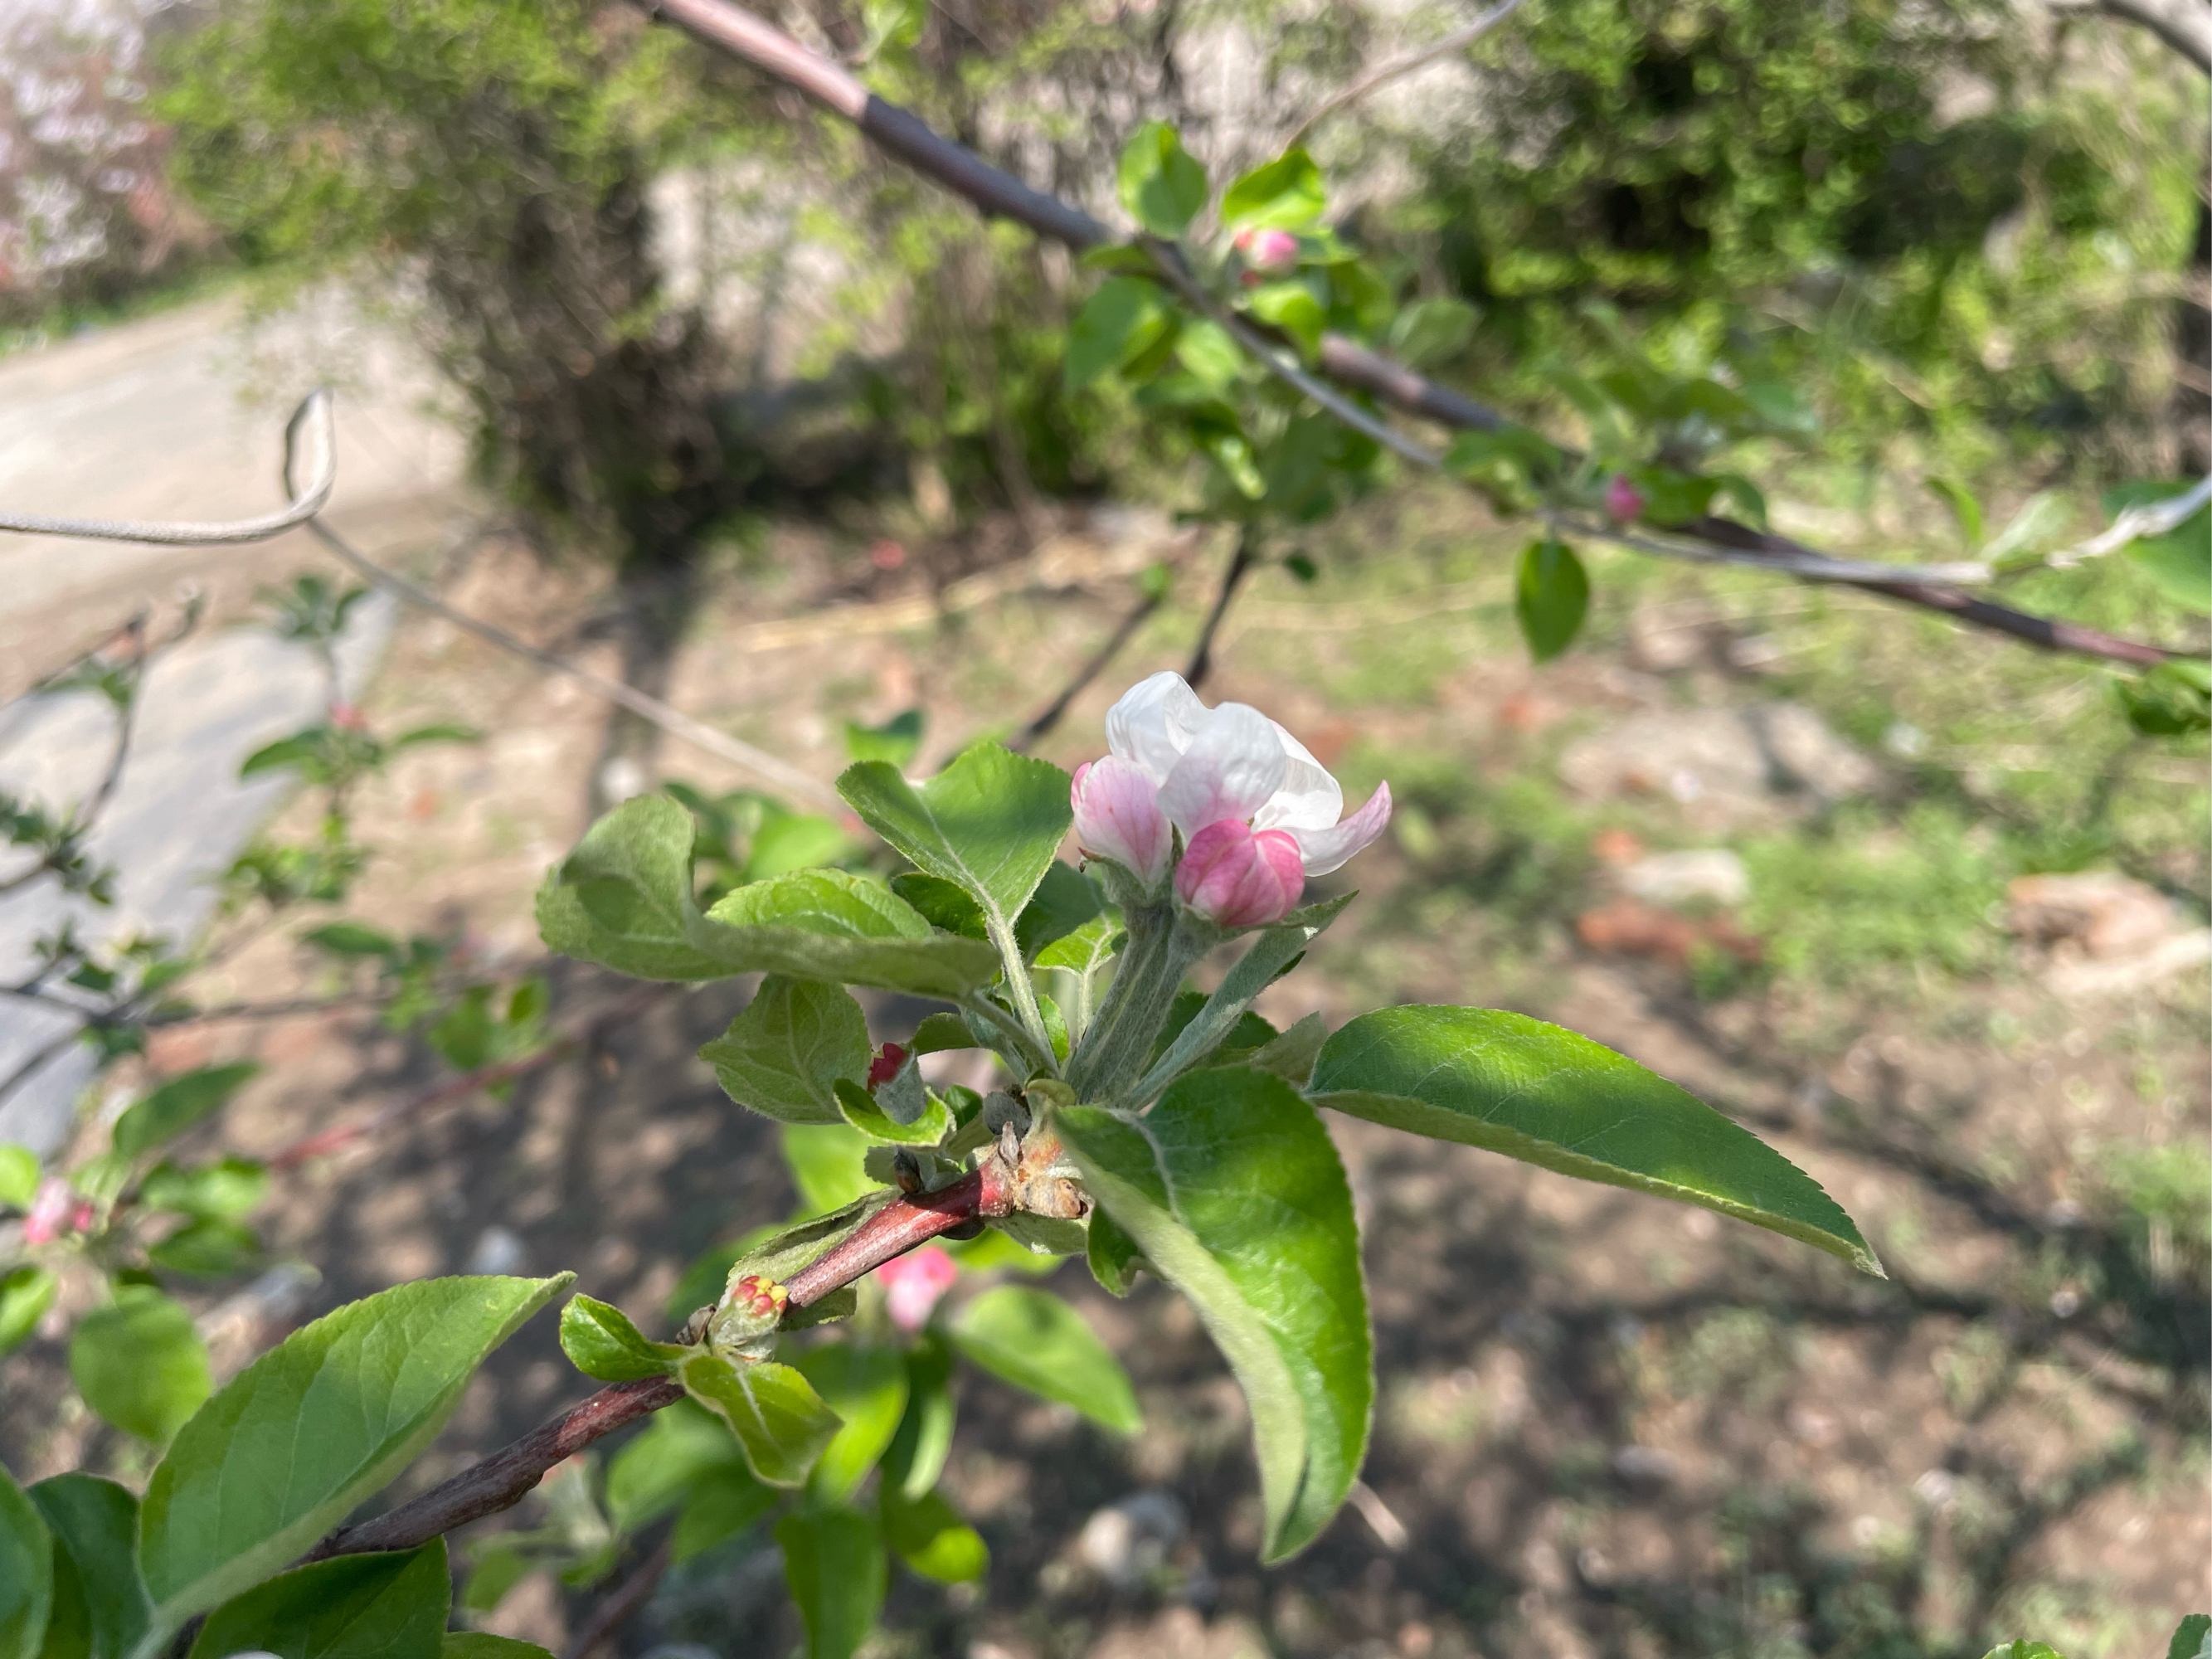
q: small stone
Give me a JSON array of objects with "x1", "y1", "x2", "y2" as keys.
[
  {"x1": 1612, "y1": 1445, "x2": 1677, "y2": 1483},
  {"x1": 1076, "y1": 1489, "x2": 1186, "y2": 1588},
  {"x1": 464, "y1": 1225, "x2": 527, "y2": 1277}
]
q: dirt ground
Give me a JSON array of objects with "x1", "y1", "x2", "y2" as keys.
[{"x1": 2, "y1": 486, "x2": 2205, "y2": 1659}]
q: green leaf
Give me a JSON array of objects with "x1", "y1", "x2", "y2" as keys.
[
  {"x1": 1174, "y1": 319, "x2": 1244, "y2": 390},
  {"x1": 2107, "y1": 479, "x2": 2211, "y2": 614},
  {"x1": 558, "y1": 1294, "x2": 687, "y2": 1381},
  {"x1": 833, "y1": 1079, "x2": 954, "y2": 1146},
  {"x1": 1065, "y1": 277, "x2": 1172, "y2": 392},
  {"x1": 947, "y1": 1286, "x2": 1140, "y2": 1433},
  {"x1": 1016, "y1": 862, "x2": 1106, "y2": 959},
  {"x1": 302, "y1": 922, "x2": 399, "y2": 961},
  {"x1": 138, "y1": 1274, "x2": 571, "y2": 1637},
  {"x1": 146, "y1": 1218, "x2": 258, "y2": 1278},
  {"x1": 879, "y1": 1486, "x2": 988, "y2": 1582},
  {"x1": 28, "y1": 1476, "x2": 148, "y2": 1659},
  {"x1": 778, "y1": 1511, "x2": 887, "y2": 1659},
  {"x1": 673, "y1": 1463, "x2": 778, "y2": 1563},
  {"x1": 458, "y1": 1544, "x2": 532, "y2": 1616},
  {"x1": 839, "y1": 746, "x2": 1072, "y2": 942},
  {"x1": 1514, "y1": 537, "x2": 1589, "y2": 663},
  {"x1": 111, "y1": 1064, "x2": 260, "y2": 1164},
  {"x1": 1386, "y1": 297, "x2": 1477, "y2": 369},
  {"x1": 1222, "y1": 148, "x2": 1325, "y2": 231},
  {"x1": 744, "y1": 815, "x2": 855, "y2": 882},
  {"x1": 0, "y1": 1146, "x2": 37, "y2": 1210},
  {"x1": 843, "y1": 708, "x2": 925, "y2": 769},
  {"x1": 2117, "y1": 659, "x2": 2212, "y2": 737},
  {"x1": 444, "y1": 1638, "x2": 555, "y2": 1659},
  {"x1": 2168, "y1": 1617, "x2": 2212, "y2": 1659},
  {"x1": 1086, "y1": 1207, "x2": 1149, "y2": 1297},
  {"x1": 910, "y1": 1011, "x2": 980, "y2": 1054},
  {"x1": 539, "y1": 796, "x2": 998, "y2": 996},
  {"x1": 701, "y1": 976, "x2": 871, "y2": 1126},
  {"x1": 1117, "y1": 121, "x2": 1208, "y2": 238},
  {"x1": 1981, "y1": 490, "x2": 2068, "y2": 567},
  {"x1": 1980, "y1": 1646, "x2": 2067, "y2": 1659},
  {"x1": 1309, "y1": 1006, "x2": 1881, "y2": 1274},
  {"x1": 1244, "y1": 280, "x2": 1325, "y2": 359},
  {"x1": 0, "y1": 1267, "x2": 56, "y2": 1356},
  {"x1": 137, "y1": 1159, "x2": 267, "y2": 1224},
  {"x1": 1627, "y1": 465, "x2": 1720, "y2": 528},
  {"x1": 781, "y1": 1126, "x2": 886, "y2": 1219},
  {"x1": 390, "y1": 722, "x2": 480, "y2": 752},
  {"x1": 605, "y1": 1398, "x2": 746, "y2": 1530},
  {"x1": 1058, "y1": 1069, "x2": 1369, "y2": 1561},
  {"x1": 678, "y1": 1352, "x2": 842, "y2": 1488},
  {"x1": 70, "y1": 1287, "x2": 209, "y2": 1446},
  {"x1": 881, "y1": 1335, "x2": 956, "y2": 1501},
  {"x1": 0, "y1": 1464, "x2": 51, "y2": 1659},
  {"x1": 1924, "y1": 476, "x2": 1984, "y2": 550},
  {"x1": 795, "y1": 1345, "x2": 909, "y2": 1505},
  {"x1": 186, "y1": 1542, "x2": 448, "y2": 1659}
]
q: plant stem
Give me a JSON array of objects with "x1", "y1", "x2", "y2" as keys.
[{"x1": 984, "y1": 911, "x2": 1058, "y2": 1077}]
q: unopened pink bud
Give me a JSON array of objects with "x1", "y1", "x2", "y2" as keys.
[
  {"x1": 877, "y1": 1245, "x2": 959, "y2": 1331},
  {"x1": 329, "y1": 701, "x2": 367, "y2": 732},
  {"x1": 1234, "y1": 227, "x2": 1299, "y2": 272},
  {"x1": 1605, "y1": 474, "x2": 1645, "y2": 523},
  {"x1": 23, "y1": 1177, "x2": 70, "y2": 1246},
  {"x1": 868, "y1": 1043, "x2": 908, "y2": 1090},
  {"x1": 1174, "y1": 819, "x2": 1305, "y2": 929},
  {"x1": 1072, "y1": 757, "x2": 1172, "y2": 888}
]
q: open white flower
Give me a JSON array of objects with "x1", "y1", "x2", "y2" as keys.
[{"x1": 1102, "y1": 671, "x2": 1392, "y2": 876}]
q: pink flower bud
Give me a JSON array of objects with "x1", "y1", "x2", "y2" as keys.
[
  {"x1": 1234, "y1": 227, "x2": 1299, "y2": 272},
  {"x1": 877, "y1": 1245, "x2": 959, "y2": 1331},
  {"x1": 329, "y1": 701, "x2": 367, "y2": 732},
  {"x1": 23, "y1": 1176, "x2": 71, "y2": 1246},
  {"x1": 868, "y1": 1042, "x2": 908, "y2": 1090},
  {"x1": 1071, "y1": 757, "x2": 1172, "y2": 888},
  {"x1": 1174, "y1": 819, "x2": 1305, "y2": 929},
  {"x1": 1605, "y1": 474, "x2": 1646, "y2": 523}
]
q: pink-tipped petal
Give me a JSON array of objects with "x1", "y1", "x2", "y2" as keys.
[
  {"x1": 1605, "y1": 474, "x2": 1646, "y2": 523},
  {"x1": 1175, "y1": 820, "x2": 1305, "y2": 928},
  {"x1": 23, "y1": 1176, "x2": 70, "y2": 1247},
  {"x1": 1104, "y1": 670, "x2": 1208, "y2": 785},
  {"x1": 1288, "y1": 781, "x2": 1393, "y2": 876},
  {"x1": 1155, "y1": 703, "x2": 1286, "y2": 839},
  {"x1": 1072, "y1": 756, "x2": 1172, "y2": 887}
]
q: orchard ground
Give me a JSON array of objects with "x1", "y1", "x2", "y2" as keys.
[{"x1": 0, "y1": 353, "x2": 2205, "y2": 1654}]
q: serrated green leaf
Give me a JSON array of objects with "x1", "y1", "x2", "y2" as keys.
[
  {"x1": 1058, "y1": 1068, "x2": 1369, "y2": 1561},
  {"x1": 1065, "y1": 277, "x2": 1172, "y2": 392},
  {"x1": 2167, "y1": 1617, "x2": 2212, "y2": 1659},
  {"x1": 1222, "y1": 148, "x2": 1325, "y2": 231},
  {"x1": 1514, "y1": 537, "x2": 1589, "y2": 663},
  {"x1": 672, "y1": 1463, "x2": 778, "y2": 1562},
  {"x1": 146, "y1": 1218, "x2": 258, "y2": 1278},
  {"x1": 833, "y1": 1079, "x2": 955, "y2": 1146},
  {"x1": 28, "y1": 1475, "x2": 148, "y2": 1659},
  {"x1": 558, "y1": 1294, "x2": 687, "y2": 1381},
  {"x1": 0, "y1": 1464, "x2": 51, "y2": 1659},
  {"x1": 843, "y1": 708, "x2": 925, "y2": 768},
  {"x1": 948, "y1": 1286, "x2": 1140, "y2": 1433},
  {"x1": 1117, "y1": 120, "x2": 1208, "y2": 238},
  {"x1": 1309, "y1": 1006, "x2": 1880, "y2": 1274},
  {"x1": 111, "y1": 1064, "x2": 259, "y2": 1164},
  {"x1": 70, "y1": 1287, "x2": 209, "y2": 1447},
  {"x1": 701, "y1": 976, "x2": 871, "y2": 1126},
  {"x1": 0, "y1": 1267, "x2": 55, "y2": 1356},
  {"x1": 138, "y1": 1274, "x2": 570, "y2": 1640},
  {"x1": 186, "y1": 1541, "x2": 447, "y2": 1659},
  {"x1": 778, "y1": 1510, "x2": 887, "y2": 1659},
  {"x1": 880, "y1": 1486, "x2": 988, "y2": 1582},
  {"x1": 1244, "y1": 280, "x2": 1325, "y2": 359},
  {"x1": 882, "y1": 1335, "x2": 956, "y2": 1502},
  {"x1": 795, "y1": 1345, "x2": 908, "y2": 1505},
  {"x1": 678, "y1": 1352, "x2": 841, "y2": 1488},
  {"x1": 537, "y1": 795, "x2": 998, "y2": 996},
  {"x1": 137, "y1": 1158, "x2": 266, "y2": 1224}
]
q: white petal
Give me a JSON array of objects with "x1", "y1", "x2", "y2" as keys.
[
  {"x1": 1252, "y1": 720, "x2": 1343, "y2": 832},
  {"x1": 1105, "y1": 670, "x2": 1209, "y2": 785},
  {"x1": 1156, "y1": 703, "x2": 1286, "y2": 837},
  {"x1": 1289, "y1": 781, "x2": 1393, "y2": 875}
]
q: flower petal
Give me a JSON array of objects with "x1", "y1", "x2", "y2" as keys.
[
  {"x1": 1175, "y1": 820, "x2": 1305, "y2": 928},
  {"x1": 1287, "y1": 781, "x2": 1393, "y2": 876},
  {"x1": 1071, "y1": 756, "x2": 1172, "y2": 888},
  {"x1": 1156, "y1": 703, "x2": 1286, "y2": 838},
  {"x1": 1105, "y1": 670, "x2": 1210, "y2": 786},
  {"x1": 1252, "y1": 720, "x2": 1343, "y2": 832}
]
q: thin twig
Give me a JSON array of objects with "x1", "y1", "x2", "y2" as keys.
[
  {"x1": 634, "y1": 0, "x2": 2191, "y2": 669},
  {"x1": 267, "y1": 982, "x2": 674, "y2": 1170},
  {"x1": 311, "y1": 1170, "x2": 1004, "y2": 1563},
  {"x1": 1184, "y1": 526, "x2": 1262, "y2": 689},
  {"x1": 1009, "y1": 586, "x2": 1165, "y2": 752},
  {"x1": 566, "y1": 1535, "x2": 675, "y2": 1659},
  {"x1": 1284, "y1": 0, "x2": 1530, "y2": 148},
  {"x1": 0, "y1": 391, "x2": 336, "y2": 545}
]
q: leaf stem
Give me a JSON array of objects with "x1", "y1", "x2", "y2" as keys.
[{"x1": 984, "y1": 911, "x2": 1059, "y2": 1077}]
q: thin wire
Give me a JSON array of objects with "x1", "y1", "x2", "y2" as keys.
[{"x1": 0, "y1": 389, "x2": 337, "y2": 545}]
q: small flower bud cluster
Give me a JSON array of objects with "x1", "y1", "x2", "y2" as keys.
[
  {"x1": 1071, "y1": 673, "x2": 1391, "y2": 929},
  {"x1": 23, "y1": 1177, "x2": 92, "y2": 1246},
  {"x1": 730, "y1": 1273, "x2": 788, "y2": 1321}
]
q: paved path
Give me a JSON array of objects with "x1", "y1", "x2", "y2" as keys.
[{"x1": 0, "y1": 293, "x2": 462, "y2": 1152}]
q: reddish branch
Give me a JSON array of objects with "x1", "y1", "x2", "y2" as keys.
[
  {"x1": 309, "y1": 1170, "x2": 999, "y2": 1562},
  {"x1": 642, "y1": 0, "x2": 2187, "y2": 669}
]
